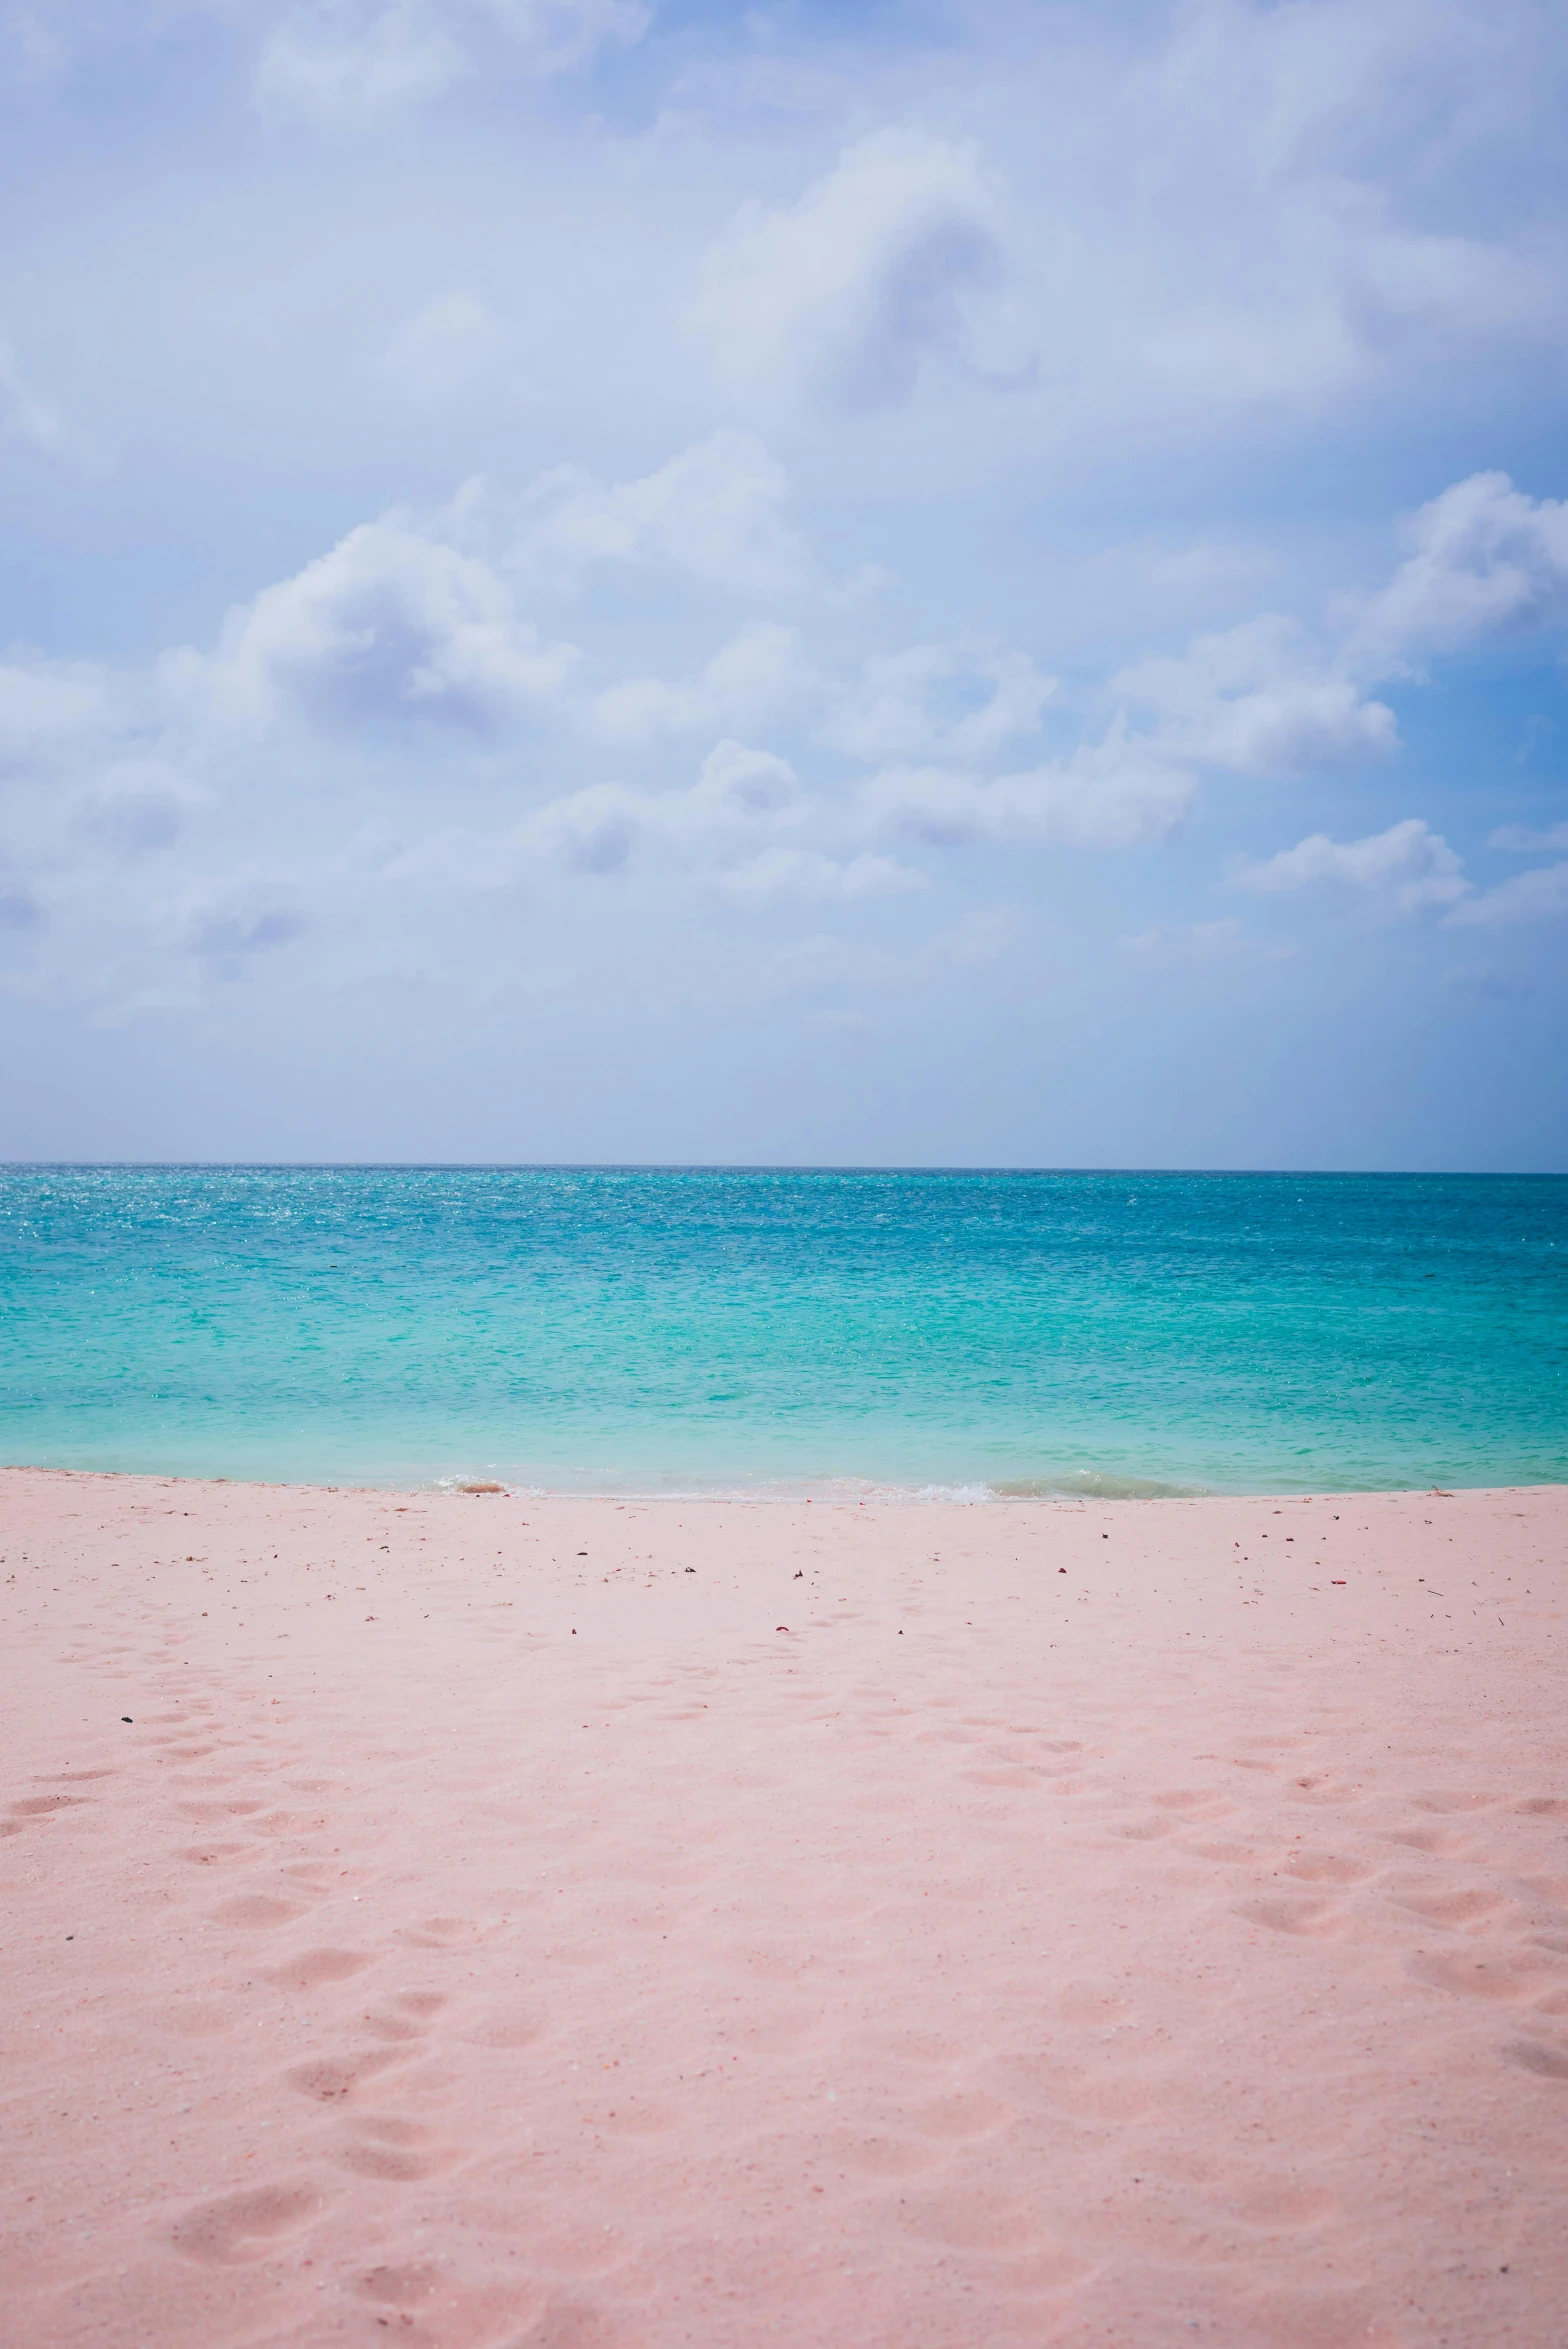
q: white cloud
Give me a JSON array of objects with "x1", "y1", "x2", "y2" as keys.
[
  {"x1": 488, "y1": 0, "x2": 647, "y2": 67},
  {"x1": 862, "y1": 724, "x2": 1194, "y2": 851},
  {"x1": 494, "y1": 736, "x2": 809, "y2": 885},
  {"x1": 1113, "y1": 616, "x2": 1397, "y2": 777},
  {"x1": 256, "y1": 5, "x2": 462, "y2": 115},
  {"x1": 513, "y1": 431, "x2": 810, "y2": 599},
  {"x1": 503, "y1": 737, "x2": 921, "y2": 899},
  {"x1": 1119, "y1": 917, "x2": 1288, "y2": 968},
  {"x1": 0, "y1": 652, "x2": 118, "y2": 767},
  {"x1": 251, "y1": 0, "x2": 648, "y2": 118},
  {"x1": 1231, "y1": 817, "x2": 1469, "y2": 913},
  {"x1": 1351, "y1": 472, "x2": 1568, "y2": 668},
  {"x1": 187, "y1": 882, "x2": 309, "y2": 970},
  {"x1": 1076, "y1": 0, "x2": 1565, "y2": 427},
  {"x1": 71, "y1": 760, "x2": 207, "y2": 858},
  {"x1": 1489, "y1": 820, "x2": 1568, "y2": 853},
  {"x1": 384, "y1": 290, "x2": 498, "y2": 401},
  {"x1": 590, "y1": 622, "x2": 805, "y2": 745},
  {"x1": 0, "y1": 338, "x2": 60, "y2": 448},
  {"x1": 822, "y1": 645, "x2": 1054, "y2": 764},
  {"x1": 172, "y1": 515, "x2": 579, "y2": 734},
  {"x1": 1446, "y1": 861, "x2": 1568, "y2": 928},
  {"x1": 694, "y1": 127, "x2": 1009, "y2": 409},
  {"x1": 710, "y1": 847, "x2": 923, "y2": 903}
]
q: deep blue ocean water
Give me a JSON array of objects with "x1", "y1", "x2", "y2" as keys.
[{"x1": 0, "y1": 1166, "x2": 1563, "y2": 1496}]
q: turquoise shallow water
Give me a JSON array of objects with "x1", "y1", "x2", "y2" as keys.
[{"x1": 0, "y1": 1166, "x2": 1564, "y2": 1496}]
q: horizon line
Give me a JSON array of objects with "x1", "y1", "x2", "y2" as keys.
[{"x1": 3, "y1": 1161, "x2": 1565, "y2": 1180}]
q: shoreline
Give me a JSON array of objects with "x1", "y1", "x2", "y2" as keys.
[
  {"x1": 5, "y1": 1466, "x2": 1566, "y2": 2346},
  {"x1": 9, "y1": 1460, "x2": 1565, "y2": 1504}
]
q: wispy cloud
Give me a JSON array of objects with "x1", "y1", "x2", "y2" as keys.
[
  {"x1": 1230, "y1": 818, "x2": 1469, "y2": 914},
  {"x1": 694, "y1": 127, "x2": 1014, "y2": 410}
]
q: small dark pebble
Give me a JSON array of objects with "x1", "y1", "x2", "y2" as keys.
[
  {"x1": 685, "y1": 1566, "x2": 696, "y2": 1574},
  {"x1": 122, "y1": 1716, "x2": 133, "y2": 1723}
]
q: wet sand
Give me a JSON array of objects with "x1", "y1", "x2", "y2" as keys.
[{"x1": 3, "y1": 1468, "x2": 1566, "y2": 2347}]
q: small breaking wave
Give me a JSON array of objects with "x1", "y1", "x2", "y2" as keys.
[{"x1": 423, "y1": 1466, "x2": 1209, "y2": 1503}]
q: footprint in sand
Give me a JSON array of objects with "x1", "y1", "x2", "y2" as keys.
[
  {"x1": 265, "y1": 1947, "x2": 375, "y2": 1992},
  {"x1": 177, "y1": 1841, "x2": 258, "y2": 1868},
  {"x1": 996, "y1": 2052, "x2": 1157, "y2": 2120},
  {"x1": 360, "y1": 1989, "x2": 449, "y2": 2040},
  {"x1": 514, "y1": 2294, "x2": 622, "y2": 2349},
  {"x1": 1058, "y1": 1983, "x2": 1133, "y2": 2025},
  {"x1": 10, "y1": 1793, "x2": 88, "y2": 1818},
  {"x1": 1286, "y1": 1773, "x2": 1360, "y2": 1805},
  {"x1": 357, "y1": 2260, "x2": 443, "y2": 2304},
  {"x1": 893, "y1": 2187, "x2": 1042, "y2": 2254},
  {"x1": 390, "y1": 1986, "x2": 445, "y2": 2010},
  {"x1": 1409, "y1": 1948, "x2": 1568, "y2": 2005},
  {"x1": 1391, "y1": 1886, "x2": 1507, "y2": 1928},
  {"x1": 1236, "y1": 1896, "x2": 1345, "y2": 1939},
  {"x1": 462, "y1": 2013, "x2": 543, "y2": 2050},
  {"x1": 286, "y1": 2048, "x2": 409, "y2": 2101},
  {"x1": 169, "y1": 2180, "x2": 326, "y2": 2264},
  {"x1": 211, "y1": 1893, "x2": 311, "y2": 1929},
  {"x1": 908, "y1": 2089, "x2": 1015, "y2": 2139},
  {"x1": 397, "y1": 1915, "x2": 482, "y2": 1949},
  {"x1": 336, "y1": 2114, "x2": 458, "y2": 2182},
  {"x1": 276, "y1": 1868, "x2": 342, "y2": 1902},
  {"x1": 1383, "y1": 1823, "x2": 1474, "y2": 1857},
  {"x1": 1283, "y1": 1851, "x2": 1373, "y2": 1885},
  {"x1": 1500, "y1": 2037, "x2": 1568, "y2": 2079}
]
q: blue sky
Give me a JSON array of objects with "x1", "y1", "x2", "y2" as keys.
[{"x1": 1, "y1": 0, "x2": 1566, "y2": 1167}]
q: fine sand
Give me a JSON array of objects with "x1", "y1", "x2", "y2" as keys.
[{"x1": 3, "y1": 1470, "x2": 1566, "y2": 2349}]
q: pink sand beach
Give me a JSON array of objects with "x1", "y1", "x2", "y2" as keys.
[{"x1": 4, "y1": 1467, "x2": 1566, "y2": 2348}]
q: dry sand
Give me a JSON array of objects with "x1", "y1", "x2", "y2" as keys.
[{"x1": 3, "y1": 1468, "x2": 1566, "y2": 2348}]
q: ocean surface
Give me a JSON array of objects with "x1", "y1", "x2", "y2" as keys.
[{"x1": 1, "y1": 1166, "x2": 1564, "y2": 1497}]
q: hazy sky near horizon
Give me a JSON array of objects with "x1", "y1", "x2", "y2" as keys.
[{"x1": 2, "y1": 0, "x2": 1567, "y2": 1167}]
